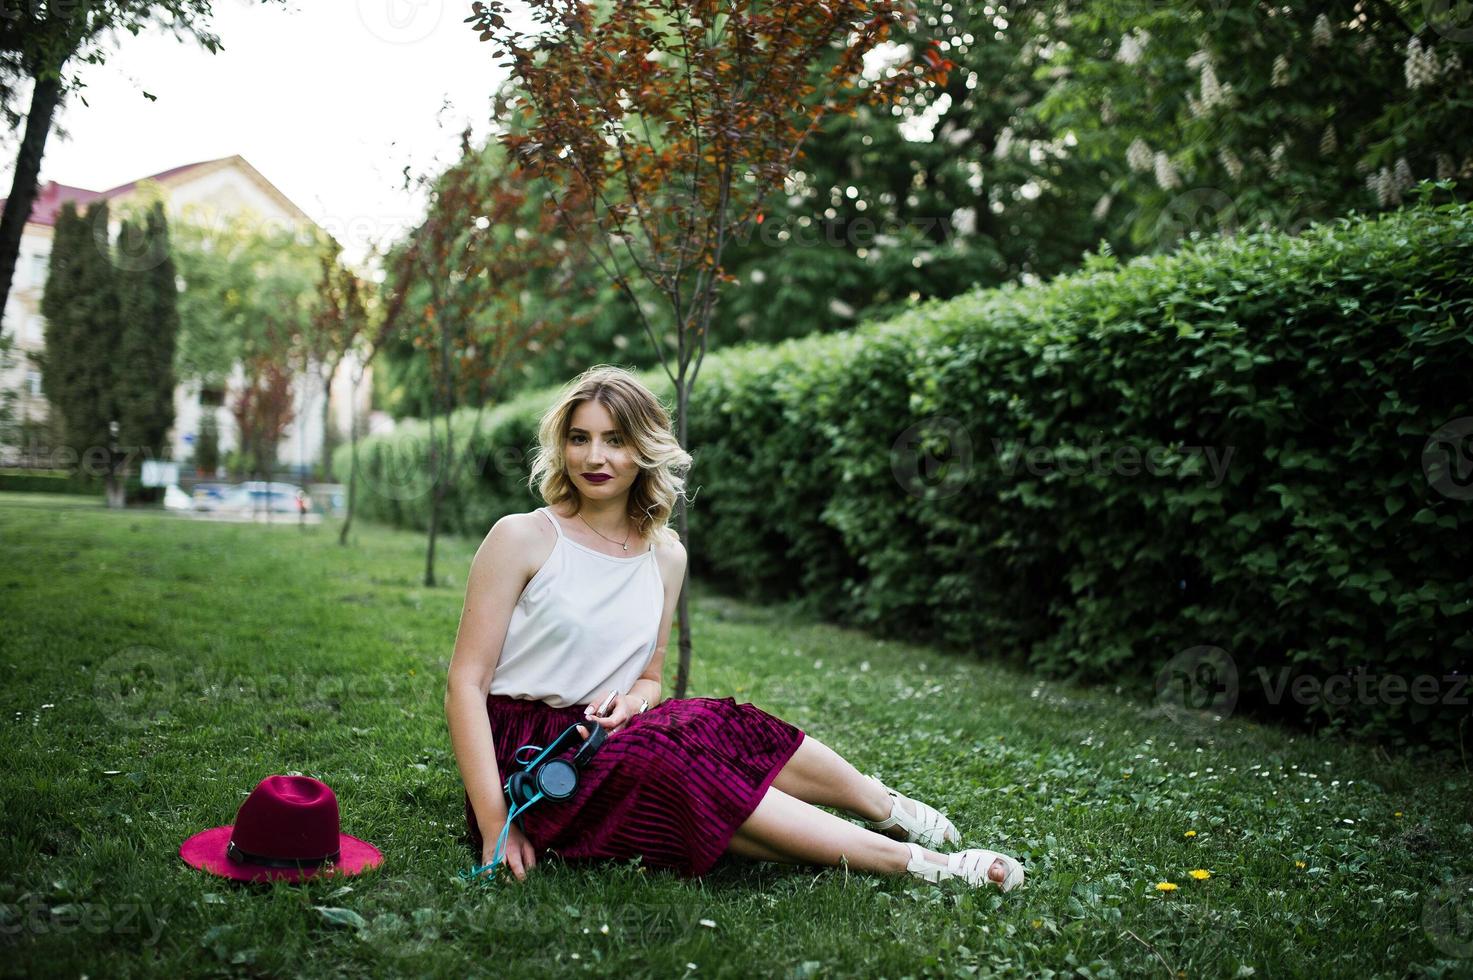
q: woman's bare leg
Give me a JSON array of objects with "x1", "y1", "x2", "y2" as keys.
[
  {"x1": 770, "y1": 733, "x2": 911, "y2": 825},
  {"x1": 739, "y1": 735, "x2": 1013, "y2": 883},
  {"x1": 727, "y1": 784, "x2": 922, "y2": 874},
  {"x1": 723, "y1": 828, "x2": 793, "y2": 864},
  {"x1": 728, "y1": 785, "x2": 1011, "y2": 883}
]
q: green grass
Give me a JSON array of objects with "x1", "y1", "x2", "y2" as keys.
[{"x1": 1, "y1": 491, "x2": 1470, "y2": 979}]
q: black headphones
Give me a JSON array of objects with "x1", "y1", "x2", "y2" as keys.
[
  {"x1": 504, "y1": 717, "x2": 607, "y2": 809},
  {"x1": 460, "y1": 717, "x2": 608, "y2": 883}
]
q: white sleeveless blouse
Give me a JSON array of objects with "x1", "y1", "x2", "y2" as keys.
[{"x1": 489, "y1": 506, "x2": 665, "y2": 708}]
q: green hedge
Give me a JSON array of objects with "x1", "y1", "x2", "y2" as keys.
[
  {"x1": 0, "y1": 469, "x2": 147, "y2": 497},
  {"x1": 338, "y1": 200, "x2": 1473, "y2": 748}
]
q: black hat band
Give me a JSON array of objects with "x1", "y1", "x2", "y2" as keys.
[{"x1": 227, "y1": 838, "x2": 341, "y2": 869}]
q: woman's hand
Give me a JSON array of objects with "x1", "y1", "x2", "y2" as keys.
[
  {"x1": 580, "y1": 690, "x2": 636, "y2": 738},
  {"x1": 483, "y1": 821, "x2": 537, "y2": 883}
]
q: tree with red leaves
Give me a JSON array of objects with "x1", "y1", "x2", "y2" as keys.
[
  {"x1": 303, "y1": 247, "x2": 369, "y2": 482},
  {"x1": 229, "y1": 324, "x2": 296, "y2": 516},
  {"x1": 468, "y1": 0, "x2": 952, "y2": 696},
  {"x1": 382, "y1": 128, "x2": 595, "y2": 586}
]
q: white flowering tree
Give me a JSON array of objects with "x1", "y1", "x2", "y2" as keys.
[
  {"x1": 1034, "y1": 0, "x2": 1471, "y2": 247},
  {"x1": 712, "y1": 0, "x2": 1129, "y2": 343}
]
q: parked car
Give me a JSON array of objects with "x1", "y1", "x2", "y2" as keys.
[
  {"x1": 211, "y1": 482, "x2": 307, "y2": 515},
  {"x1": 163, "y1": 485, "x2": 193, "y2": 511},
  {"x1": 190, "y1": 482, "x2": 234, "y2": 511}
]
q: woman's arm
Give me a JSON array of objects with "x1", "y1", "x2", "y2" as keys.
[
  {"x1": 643, "y1": 538, "x2": 686, "y2": 708},
  {"x1": 610, "y1": 539, "x2": 687, "y2": 727},
  {"x1": 444, "y1": 515, "x2": 538, "y2": 840}
]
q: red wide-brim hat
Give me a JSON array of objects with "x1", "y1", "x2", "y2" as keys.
[
  {"x1": 179, "y1": 774, "x2": 383, "y2": 884},
  {"x1": 179, "y1": 824, "x2": 384, "y2": 884}
]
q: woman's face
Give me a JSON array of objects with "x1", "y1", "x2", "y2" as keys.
[{"x1": 566, "y1": 400, "x2": 638, "y2": 499}]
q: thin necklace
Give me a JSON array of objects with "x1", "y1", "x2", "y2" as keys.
[{"x1": 577, "y1": 511, "x2": 632, "y2": 552}]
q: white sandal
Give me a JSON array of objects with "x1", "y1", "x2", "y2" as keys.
[
  {"x1": 863, "y1": 774, "x2": 961, "y2": 849},
  {"x1": 903, "y1": 841, "x2": 1026, "y2": 892}
]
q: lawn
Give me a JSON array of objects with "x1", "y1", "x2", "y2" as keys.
[{"x1": 1, "y1": 492, "x2": 1470, "y2": 978}]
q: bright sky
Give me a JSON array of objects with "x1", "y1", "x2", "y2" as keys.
[{"x1": 0, "y1": 1, "x2": 529, "y2": 272}]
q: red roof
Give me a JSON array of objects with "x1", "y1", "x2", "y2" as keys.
[{"x1": 0, "y1": 156, "x2": 230, "y2": 227}]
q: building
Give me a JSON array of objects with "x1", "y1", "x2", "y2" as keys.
[{"x1": 0, "y1": 154, "x2": 379, "y2": 476}]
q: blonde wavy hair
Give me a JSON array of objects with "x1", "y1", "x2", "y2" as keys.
[{"x1": 527, "y1": 365, "x2": 693, "y2": 548}]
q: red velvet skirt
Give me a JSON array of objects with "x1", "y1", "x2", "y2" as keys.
[{"x1": 464, "y1": 693, "x2": 807, "y2": 878}]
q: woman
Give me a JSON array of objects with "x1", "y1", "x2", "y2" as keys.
[{"x1": 444, "y1": 365, "x2": 1024, "y2": 891}]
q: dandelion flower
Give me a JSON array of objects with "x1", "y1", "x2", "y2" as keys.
[
  {"x1": 1190, "y1": 869, "x2": 1212, "y2": 880},
  {"x1": 1184, "y1": 830, "x2": 1197, "y2": 838},
  {"x1": 1295, "y1": 860, "x2": 1306, "y2": 869},
  {"x1": 1156, "y1": 882, "x2": 1179, "y2": 892},
  {"x1": 1394, "y1": 811, "x2": 1403, "y2": 818}
]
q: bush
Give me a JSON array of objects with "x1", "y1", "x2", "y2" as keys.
[
  {"x1": 0, "y1": 468, "x2": 147, "y2": 498},
  {"x1": 338, "y1": 200, "x2": 1473, "y2": 748}
]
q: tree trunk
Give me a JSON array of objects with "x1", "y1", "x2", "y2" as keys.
[
  {"x1": 424, "y1": 370, "x2": 459, "y2": 587},
  {"x1": 0, "y1": 70, "x2": 64, "y2": 329},
  {"x1": 674, "y1": 377, "x2": 692, "y2": 699},
  {"x1": 104, "y1": 466, "x2": 124, "y2": 509},
  {"x1": 339, "y1": 364, "x2": 366, "y2": 546},
  {"x1": 319, "y1": 366, "x2": 334, "y2": 482},
  {"x1": 423, "y1": 292, "x2": 453, "y2": 588},
  {"x1": 424, "y1": 409, "x2": 443, "y2": 588}
]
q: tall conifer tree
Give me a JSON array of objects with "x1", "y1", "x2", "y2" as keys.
[
  {"x1": 38, "y1": 203, "x2": 86, "y2": 460},
  {"x1": 39, "y1": 200, "x2": 126, "y2": 505},
  {"x1": 115, "y1": 202, "x2": 179, "y2": 472}
]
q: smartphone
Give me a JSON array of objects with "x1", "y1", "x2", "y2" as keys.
[{"x1": 590, "y1": 690, "x2": 619, "y2": 718}]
